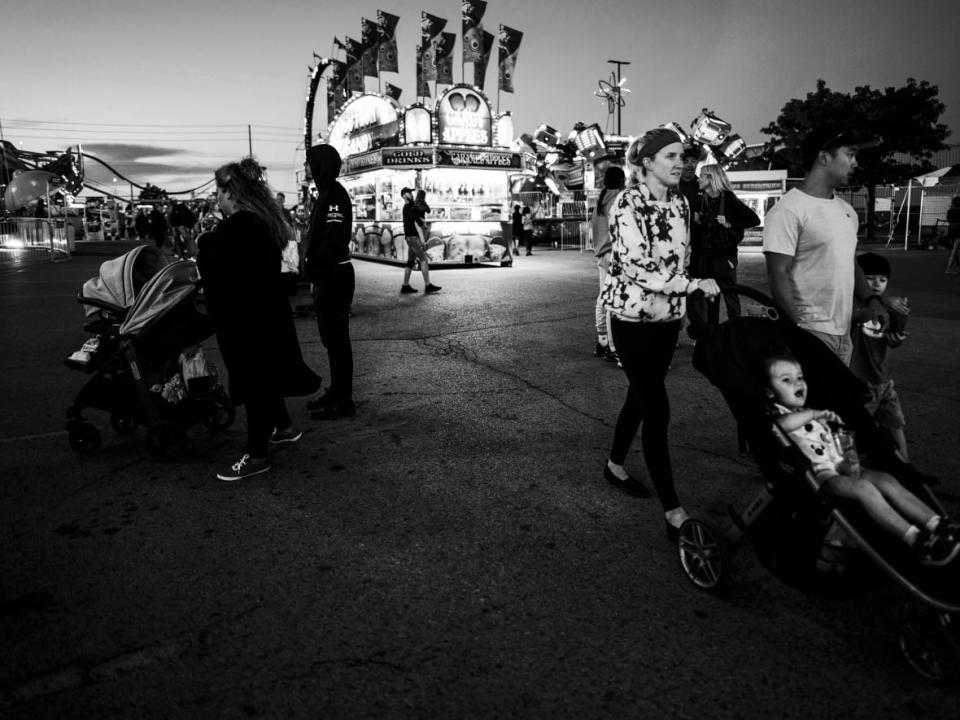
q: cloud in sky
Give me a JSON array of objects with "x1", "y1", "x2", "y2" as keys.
[{"x1": 78, "y1": 143, "x2": 222, "y2": 194}]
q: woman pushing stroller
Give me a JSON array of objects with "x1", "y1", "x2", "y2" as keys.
[{"x1": 764, "y1": 351, "x2": 959, "y2": 566}]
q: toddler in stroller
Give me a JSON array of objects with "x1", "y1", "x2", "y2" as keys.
[
  {"x1": 65, "y1": 246, "x2": 234, "y2": 460},
  {"x1": 763, "y1": 351, "x2": 959, "y2": 567},
  {"x1": 677, "y1": 284, "x2": 960, "y2": 681}
]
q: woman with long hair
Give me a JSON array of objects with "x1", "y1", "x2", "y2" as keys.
[
  {"x1": 686, "y1": 163, "x2": 760, "y2": 338},
  {"x1": 599, "y1": 128, "x2": 721, "y2": 540},
  {"x1": 197, "y1": 157, "x2": 320, "y2": 481}
]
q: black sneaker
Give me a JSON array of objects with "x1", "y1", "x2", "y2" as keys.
[
  {"x1": 915, "y1": 527, "x2": 960, "y2": 566},
  {"x1": 311, "y1": 400, "x2": 356, "y2": 421},
  {"x1": 594, "y1": 342, "x2": 606, "y2": 358},
  {"x1": 425, "y1": 284, "x2": 442, "y2": 293},
  {"x1": 603, "y1": 463, "x2": 650, "y2": 498},
  {"x1": 400, "y1": 284, "x2": 418, "y2": 294},
  {"x1": 306, "y1": 391, "x2": 331, "y2": 411},
  {"x1": 603, "y1": 347, "x2": 619, "y2": 364}
]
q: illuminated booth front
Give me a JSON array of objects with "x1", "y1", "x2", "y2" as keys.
[{"x1": 325, "y1": 85, "x2": 535, "y2": 266}]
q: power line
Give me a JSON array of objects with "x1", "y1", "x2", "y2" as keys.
[{"x1": 6, "y1": 118, "x2": 301, "y2": 132}]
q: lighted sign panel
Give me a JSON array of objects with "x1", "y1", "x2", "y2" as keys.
[
  {"x1": 343, "y1": 150, "x2": 383, "y2": 175},
  {"x1": 436, "y1": 86, "x2": 492, "y2": 147},
  {"x1": 383, "y1": 148, "x2": 435, "y2": 167},
  {"x1": 404, "y1": 106, "x2": 432, "y2": 144},
  {"x1": 329, "y1": 95, "x2": 401, "y2": 158},
  {"x1": 436, "y1": 149, "x2": 520, "y2": 169}
]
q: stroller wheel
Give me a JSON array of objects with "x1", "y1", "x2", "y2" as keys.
[
  {"x1": 678, "y1": 519, "x2": 729, "y2": 592},
  {"x1": 110, "y1": 412, "x2": 138, "y2": 436},
  {"x1": 145, "y1": 420, "x2": 187, "y2": 462},
  {"x1": 898, "y1": 611, "x2": 959, "y2": 683},
  {"x1": 68, "y1": 422, "x2": 101, "y2": 455},
  {"x1": 202, "y1": 394, "x2": 235, "y2": 432}
]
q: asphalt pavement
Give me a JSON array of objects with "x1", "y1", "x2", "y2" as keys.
[{"x1": 2, "y1": 243, "x2": 959, "y2": 718}]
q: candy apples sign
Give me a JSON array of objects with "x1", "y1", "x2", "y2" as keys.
[{"x1": 436, "y1": 85, "x2": 492, "y2": 147}]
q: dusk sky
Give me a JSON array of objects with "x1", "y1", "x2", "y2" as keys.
[{"x1": 3, "y1": 0, "x2": 959, "y2": 200}]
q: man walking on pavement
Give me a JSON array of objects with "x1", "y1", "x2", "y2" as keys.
[
  {"x1": 399, "y1": 187, "x2": 441, "y2": 294},
  {"x1": 303, "y1": 144, "x2": 356, "y2": 420},
  {"x1": 762, "y1": 124, "x2": 886, "y2": 365}
]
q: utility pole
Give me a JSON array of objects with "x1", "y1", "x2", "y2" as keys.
[
  {"x1": 248, "y1": 125, "x2": 253, "y2": 157},
  {"x1": 606, "y1": 59, "x2": 630, "y2": 136}
]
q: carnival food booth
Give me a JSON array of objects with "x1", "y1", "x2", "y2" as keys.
[
  {"x1": 324, "y1": 85, "x2": 535, "y2": 266},
  {"x1": 726, "y1": 170, "x2": 788, "y2": 228}
]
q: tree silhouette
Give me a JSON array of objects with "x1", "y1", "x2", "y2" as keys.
[
  {"x1": 760, "y1": 78, "x2": 950, "y2": 235},
  {"x1": 139, "y1": 183, "x2": 168, "y2": 202},
  {"x1": 761, "y1": 78, "x2": 949, "y2": 181}
]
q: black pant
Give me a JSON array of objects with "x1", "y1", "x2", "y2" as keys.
[
  {"x1": 609, "y1": 317, "x2": 682, "y2": 511},
  {"x1": 312, "y1": 263, "x2": 355, "y2": 404},
  {"x1": 524, "y1": 229, "x2": 533, "y2": 254},
  {"x1": 246, "y1": 393, "x2": 291, "y2": 457},
  {"x1": 686, "y1": 255, "x2": 740, "y2": 335}
]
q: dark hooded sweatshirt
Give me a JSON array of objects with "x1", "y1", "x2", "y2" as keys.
[{"x1": 303, "y1": 144, "x2": 353, "y2": 277}]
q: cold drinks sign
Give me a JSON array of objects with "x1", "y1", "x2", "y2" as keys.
[{"x1": 436, "y1": 86, "x2": 492, "y2": 147}]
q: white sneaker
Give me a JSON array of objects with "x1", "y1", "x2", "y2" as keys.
[
  {"x1": 269, "y1": 427, "x2": 303, "y2": 445},
  {"x1": 217, "y1": 453, "x2": 270, "y2": 481}
]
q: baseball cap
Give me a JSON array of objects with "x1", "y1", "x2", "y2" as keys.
[
  {"x1": 801, "y1": 124, "x2": 880, "y2": 169},
  {"x1": 400, "y1": 186, "x2": 414, "y2": 197}
]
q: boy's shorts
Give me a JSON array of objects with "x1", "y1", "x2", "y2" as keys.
[{"x1": 866, "y1": 379, "x2": 905, "y2": 429}]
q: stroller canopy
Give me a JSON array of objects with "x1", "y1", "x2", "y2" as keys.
[
  {"x1": 119, "y1": 259, "x2": 200, "y2": 338},
  {"x1": 80, "y1": 246, "x2": 169, "y2": 318}
]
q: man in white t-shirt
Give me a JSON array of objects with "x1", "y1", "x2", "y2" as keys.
[{"x1": 763, "y1": 124, "x2": 886, "y2": 364}]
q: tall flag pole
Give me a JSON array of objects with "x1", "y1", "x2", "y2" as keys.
[
  {"x1": 498, "y1": 25, "x2": 523, "y2": 110},
  {"x1": 377, "y1": 10, "x2": 400, "y2": 75},
  {"x1": 340, "y1": 36, "x2": 363, "y2": 94},
  {"x1": 416, "y1": 45, "x2": 431, "y2": 101},
  {"x1": 436, "y1": 32, "x2": 456, "y2": 88},
  {"x1": 474, "y1": 29, "x2": 494, "y2": 91},
  {"x1": 421, "y1": 12, "x2": 447, "y2": 99},
  {"x1": 461, "y1": 0, "x2": 487, "y2": 86},
  {"x1": 361, "y1": 18, "x2": 380, "y2": 91}
]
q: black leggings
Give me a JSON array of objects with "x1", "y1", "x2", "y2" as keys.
[
  {"x1": 245, "y1": 393, "x2": 292, "y2": 457},
  {"x1": 609, "y1": 317, "x2": 682, "y2": 511}
]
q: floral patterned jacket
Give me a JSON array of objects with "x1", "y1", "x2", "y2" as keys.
[{"x1": 599, "y1": 183, "x2": 695, "y2": 322}]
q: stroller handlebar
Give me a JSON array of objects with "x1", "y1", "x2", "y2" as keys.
[{"x1": 715, "y1": 284, "x2": 791, "y2": 324}]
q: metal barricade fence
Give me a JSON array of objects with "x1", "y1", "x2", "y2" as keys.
[
  {"x1": 559, "y1": 220, "x2": 589, "y2": 251},
  {"x1": 0, "y1": 217, "x2": 71, "y2": 263}
]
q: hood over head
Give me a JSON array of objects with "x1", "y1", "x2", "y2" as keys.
[{"x1": 307, "y1": 144, "x2": 342, "y2": 185}]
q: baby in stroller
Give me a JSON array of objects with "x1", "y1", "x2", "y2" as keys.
[{"x1": 764, "y1": 350, "x2": 960, "y2": 567}]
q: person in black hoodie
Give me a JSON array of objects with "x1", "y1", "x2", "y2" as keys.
[
  {"x1": 302, "y1": 144, "x2": 356, "y2": 420},
  {"x1": 197, "y1": 157, "x2": 321, "y2": 481}
]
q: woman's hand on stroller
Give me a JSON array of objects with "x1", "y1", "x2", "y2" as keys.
[{"x1": 695, "y1": 278, "x2": 722, "y2": 300}]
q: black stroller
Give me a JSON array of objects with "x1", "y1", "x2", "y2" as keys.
[
  {"x1": 677, "y1": 285, "x2": 960, "y2": 682},
  {"x1": 65, "y1": 246, "x2": 234, "y2": 460}
]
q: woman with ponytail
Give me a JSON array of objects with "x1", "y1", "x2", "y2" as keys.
[
  {"x1": 197, "y1": 158, "x2": 320, "y2": 481},
  {"x1": 599, "y1": 128, "x2": 721, "y2": 541}
]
